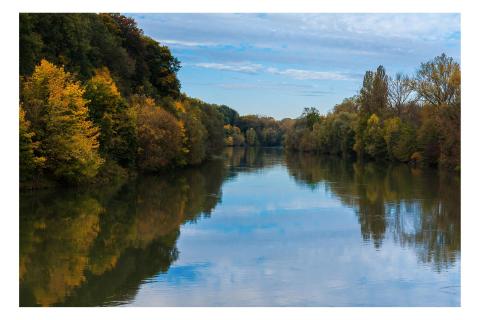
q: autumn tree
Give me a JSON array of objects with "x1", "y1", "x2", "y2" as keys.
[
  {"x1": 181, "y1": 103, "x2": 208, "y2": 165},
  {"x1": 415, "y1": 53, "x2": 461, "y2": 107},
  {"x1": 364, "y1": 114, "x2": 387, "y2": 159},
  {"x1": 301, "y1": 107, "x2": 321, "y2": 130},
  {"x1": 84, "y1": 67, "x2": 136, "y2": 167},
  {"x1": 415, "y1": 53, "x2": 460, "y2": 168},
  {"x1": 246, "y1": 128, "x2": 258, "y2": 146},
  {"x1": 21, "y1": 60, "x2": 104, "y2": 183},
  {"x1": 388, "y1": 73, "x2": 416, "y2": 116},
  {"x1": 359, "y1": 66, "x2": 388, "y2": 116},
  {"x1": 19, "y1": 105, "x2": 45, "y2": 181},
  {"x1": 383, "y1": 117, "x2": 416, "y2": 162},
  {"x1": 224, "y1": 125, "x2": 245, "y2": 146},
  {"x1": 134, "y1": 96, "x2": 184, "y2": 171}
]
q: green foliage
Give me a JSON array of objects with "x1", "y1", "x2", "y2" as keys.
[
  {"x1": 216, "y1": 105, "x2": 240, "y2": 125},
  {"x1": 182, "y1": 106, "x2": 208, "y2": 165},
  {"x1": 84, "y1": 68, "x2": 137, "y2": 167},
  {"x1": 195, "y1": 101, "x2": 225, "y2": 155},
  {"x1": 359, "y1": 66, "x2": 388, "y2": 116},
  {"x1": 21, "y1": 60, "x2": 104, "y2": 183},
  {"x1": 383, "y1": 117, "x2": 416, "y2": 162},
  {"x1": 285, "y1": 55, "x2": 460, "y2": 169},
  {"x1": 301, "y1": 107, "x2": 321, "y2": 129},
  {"x1": 19, "y1": 105, "x2": 46, "y2": 181},
  {"x1": 364, "y1": 114, "x2": 387, "y2": 159},
  {"x1": 19, "y1": 13, "x2": 181, "y2": 99},
  {"x1": 236, "y1": 115, "x2": 284, "y2": 146}
]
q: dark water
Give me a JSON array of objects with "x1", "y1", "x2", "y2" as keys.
[{"x1": 20, "y1": 147, "x2": 460, "y2": 307}]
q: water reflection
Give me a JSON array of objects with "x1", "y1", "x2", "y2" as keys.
[
  {"x1": 20, "y1": 148, "x2": 460, "y2": 306},
  {"x1": 20, "y1": 159, "x2": 227, "y2": 306},
  {"x1": 285, "y1": 152, "x2": 460, "y2": 271}
]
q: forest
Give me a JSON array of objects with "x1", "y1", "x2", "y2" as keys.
[
  {"x1": 284, "y1": 56, "x2": 461, "y2": 170},
  {"x1": 19, "y1": 13, "x2": 460, "y2": 188}
]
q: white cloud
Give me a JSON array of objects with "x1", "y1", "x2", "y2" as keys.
[
  {"x1": 194, "y1": 62, "x2": 263, "y2": 74},
  {"x1": 194, "y1": 63, "x2": 351, "y2": 81},
  {"x1": 158, "y1": 39, "x2": 220, "y2": 48},
  {"x1": 266, "y1": 67, "x2": 351, "y2": 81}
]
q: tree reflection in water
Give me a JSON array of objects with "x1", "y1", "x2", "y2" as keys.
[
  {"x1": 20, "y1": 159, "x2": 227, "y2": 306},
  {"x1": 20, "y1": 148, "x2": 460, "y2": 306},
  {"x1": 284, "y1": 152, "x2": 460, "y2": 272}
]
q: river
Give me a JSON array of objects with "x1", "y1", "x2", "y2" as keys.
[{"x1": 20, "y1": 147, "x2": 460, "y2": 306}]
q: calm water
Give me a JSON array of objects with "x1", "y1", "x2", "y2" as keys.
[{"x1": 20, "y1": 147, "x2": 460, "y2": 307}]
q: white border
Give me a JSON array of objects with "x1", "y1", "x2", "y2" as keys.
[{"x1": 2, "y1": 1, "x2": 479, "y2": 320}]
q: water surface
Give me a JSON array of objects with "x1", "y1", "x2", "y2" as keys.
[{"x1": 20, "y1": 147, "x2": 460, "y2": 306}]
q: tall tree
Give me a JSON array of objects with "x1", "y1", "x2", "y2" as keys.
[
  {"x1": 359, "y1": 66, "x2": 388, "y2": 116},
  {"x1": 84, "y1": 67, "x2": 136, "y2": 166},
  {"x1": 134, "y1": 96, "x2": 184, "y2": 171},
  {"x1": 22, "y1": 60, "x2": 104, "y2": 182},
  {"x1": 415, "y1": 53, "x2": 461, "y2": 107},
  {"x1": 388, "y1": 73, "x2": 416, "y2": 115}
]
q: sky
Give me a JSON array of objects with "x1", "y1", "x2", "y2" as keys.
[{"x1": 127, "y1": 13, "x2": 460, "y2": 119}]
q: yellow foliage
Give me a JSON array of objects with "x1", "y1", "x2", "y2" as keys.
[
  {"x1": 89, "y1": 67, "x2": 120, "y2": 97},
  {"x1": 22, "y1": 60, "x2": 104, "y2": 181},
  {"x1": 367, "y1": 113, "x2": 380, "y2": 126},
  {"x1": 174, "y1": 101, "x2": 185, "y2": 113}
]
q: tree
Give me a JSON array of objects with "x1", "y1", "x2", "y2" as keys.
[
  {"x1": 383, "y1": 117, "x2": 416, "y2": 162},
  {"x1": 246, "y1": 128, "x2": 258, "y2": 146},
  {"x1": 261, "y1": 127, "x2": 280, "y2": 146},
  {"x1": 19, "y1": 105, "x2": 46, "y2": 181},
  {"x1": 224, "y1": 125, "x2": 244, "y2": 146},
  {"x1": 216, "y1": 105, "x2": 239, "y2": 125},
  {"x1": 388, "y1": 73, "x2": 416, "y2": 115},
  {"x1": 22, "y1": 60, "x2": 104, "y2": 183},
  {"x1": 182, "y1": 106, "x2": 207, "y2": 165},
  {"x1": 333, "y1": 112, "x2": 356, "y2": 156},
  {"x1": 415, "y1": 53, "x2": 460, "y2": 107},
  {"x1": 84, "y1": 67, "x2": 136, "y2": 167},
  {"x1": 364, "y1": 114, "x2": 387, "y2": 159},
  {"x1": 372, "y1": 66, "x2": 389, "y2": 114},
  {"x1": 134, "y1": 96, "x2": 184, "y2": 171},
  {"x1": 417, "y1": 105, "x2": 441, "y2": 165},
  {"x1": 301, "y1": 107, "x2": 321, "y2": 129},
  {"x1": 197, "y1": 102, "x2": 224, "y2": 155},
  {"x1": 333, "y1": 97, "x2": 359, "y2": 114},
  {"x1": 20, "y1": 13, "x2": 182, "y2": 100},
  {"x1": 359, "y1": 66, "x2": 388, "y2": 116}
]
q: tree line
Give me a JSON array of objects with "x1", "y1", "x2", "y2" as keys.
[
  {"x1": 284, "y1": 54, "x2": 460, "y2": 170},
  {"x1": 19, "y1": 14, "x2": 460, "y2": 188},
  {"x1": 223, "y1": 114, "x2": 292, "y2": 147}
]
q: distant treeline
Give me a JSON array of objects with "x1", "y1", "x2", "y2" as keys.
[
  {"x1": 284, "y1": 55, "x2": 460, "y2": 170},
  {"x1": 223, "y1": 114, "x2": 293, "y2": 147}
]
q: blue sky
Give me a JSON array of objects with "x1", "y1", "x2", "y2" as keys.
[{"x1": 128, "y1": 13, "x2": 460, "y2": 119}]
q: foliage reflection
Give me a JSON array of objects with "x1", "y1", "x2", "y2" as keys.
[
  {"x1": 20, "y1": 148, "x2": 460, "y2": 306},
  {"x1": 285, "y1": 152, "x2": 460, "y2": 271}
]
